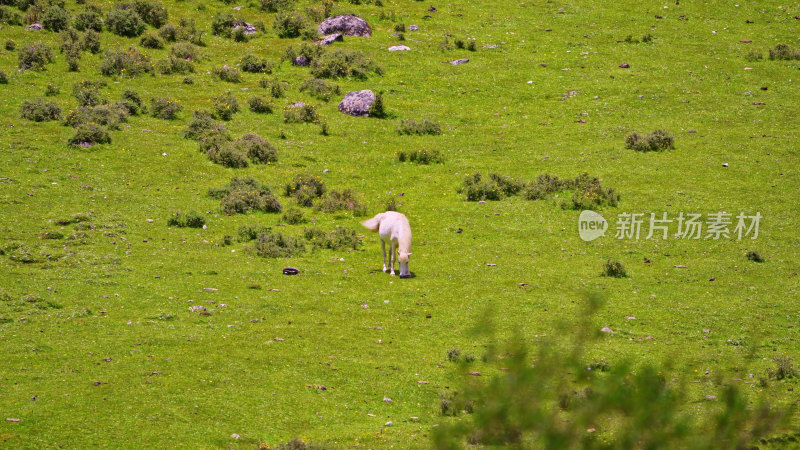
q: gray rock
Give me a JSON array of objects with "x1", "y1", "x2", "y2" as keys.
[
  {"x1": 408, "y1": 24, "x2": 419, "y2": 31},
  {"x1": 388, "y1": 45, "x2": 410, "y2": 51},
  {"x1": 450, "y1": 58, "x2": 469, "y2": 65},
  {"x1": 318, "y1": 15, "x2": 371, "y2": 37},
  {"x1": 25, "y1": 23, "x2": 43, "y2": 31},
  {"x1": 619, "y1": 62, "x2": 630, "y2": 68},
  {"x1": 317, "y1": 33, "x2": 343, "y2": 46},
  {"x1": 338, "y1": 90, "x2": 375, "y2": 117},
  {"x1": 293, "y1": 55, "x2": 309, "y2": 66},
  {"x1": 232, "y1": 20, "x2": 257, "y2": 35}
]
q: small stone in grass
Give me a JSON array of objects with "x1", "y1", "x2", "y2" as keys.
[
  {"x1": 601, "y1": 327, "x2": 613, "y2": 333},
  {"x1": 619, "y1": 62, "x2": 630, "y2": 68}
]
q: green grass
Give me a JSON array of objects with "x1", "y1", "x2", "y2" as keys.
[{"x1": 1, "y1": 0, "x2": 799, "y2": 447}]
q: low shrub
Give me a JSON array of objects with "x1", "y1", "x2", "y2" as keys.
[
  {"x1": 746, "y1": 250, "x2": 765, "y2": 263},
  {"x1": 170, "y1": 42, "x2": 197, "y2": 60},
  {"x1": 459, "y1": 173, "x2": 503, "y2": 201},
  {"x1": 5, "y1": 39, "x2": 15, "y2": 51},
  {"x1": 72, "y1": 79, "x2": 106, "y2": 107},
  {"x1": 260, "y1": 77, "x2": 286, "y2": 98},
  {"x1": 272, "y1": 9, "x2": 305, "y2": 38},
  {"x1": 625, "y1": 129, "x2": 674, "y2": 152},
  {"x1": 100, "y1": 47, "x2": 153, "y2": 76},
  {"x1": 74, "y1": 4, "x2": 103, "y2": 31},
  {"x1": 283, "y1": 42, "x2": 324, "y2": 65},
  {"x1": 304, "y1": 226, "x2": 361, "y2": 250},
  {"x1": 767, "y1": 355, "x2": 796, "y2": 380},
  {"x1": 281, "y1": 207, "x2": 306, "y2": 224},
  {"x1": 310, "y1": 49, "x2": 382, "y2": 79},
  {"x1": 183, "y1": 110, "x2": 224, "y2": 140},
  {"x1": 210, "y1": 177, "x2": 282, "y2": 214},
  {"x1": 167, "y1": 210, "x2": 205, "y2": 228},
  {"x1": 248, "y1": 96, "x2": 272, "y2": 114},
  {"x1": 155, "y1": 55, "x2": 194, "y2": 74},
  {"x1": 140, "y1": 32, "x2": 164, "y2": 49},
  {"x1": 20, "y1": 98, "x2": 61, "y2": 122},
  {"x1": 568, "y1": 173, "x2": 619, "y2": 210},
  {"x1": 133, "y1": 0, "x2": 168, "y2": 28},
  {"x1": 237, "y1": 224, "x2": 269, "y2": 242},
  {"x1": 397, "y1": 148, "x2": 444, "y2": 164},
  {"x1": 41, "y1": 4, "x2": 70, "y2": 32},
  {"x1": 212, "y1": 91, "x2": 239, "y2": 120},
  {"x1": 150, "y1": 97, "x2": 182, "y2": 119},
  {"x1": 62, "y1": 104, "x2": 129, "y2": 130},
  {"x1": 252, "y1": 231, "x2": 305, "y2": 258},
  {"x1": 0, "y1": 5, "x2": 22, "y2": 25},
  {"x1": 369, "y1": 90, "x2": 386, "y2": 118},
  {"x1": 234, "y1": 133, "x2": 277, "y2": 164},
  {"x1": 211, "y1": 12, "x2": 235, "y2": 37},
  {"x1": 105, "y1": 5, "x2": 145, "y2": 37},
  {"x1": 602, "y1": 259, "x2": 627, "y2": 277},
  {"x1": 285, "y1": 173, "x2": 325, "y2": 206},
  {"x1": 68, "y1": 123, "x2": 111, "y2": 147},
  {"x1": 214, "y1": 65, "x2": 241, "y2": 83},
  {"x1": 118, "y1": 89, "x2": 143, "y2": 115},
  {"x1": 240, "y1": 54, "x2": 272, "y2": 73},
  {"x1": 745, "y1": 50, "x2": 763, "y2": 62},
  {"x1": 81, "y1": 30, "x2": 101, "y2": 53},
  {"x1": 18, "y1": 42, "x2": 53, "y2": 71},
  {"x1": 299, "y1": 78, "x2": 340, "y2": 102},
  {"x1": 397, "y1": 118, "x2": 441, "y2": 135},
  {"x1": 768, "y1": 43, "x2": 800, "y2": 61},
  {"x1": 0, "y1": 70, "x2": 7, "y2": 84},
  {"x1": 259, "y1": 0, "x2": 293, "y2": 12},
  {"x1": 283, "y1": 102, "x2": 318, "y2": 123},
  {"x1": 315, "y1": 189, "x2": 365, "y2": 215},
  {"x1": 45, "y1": 83, "x2": 59, "y2": 96}
]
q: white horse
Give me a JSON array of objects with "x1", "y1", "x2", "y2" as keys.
[{"x1": 361, "y1": 211, "x2": 412, "y2": 277}]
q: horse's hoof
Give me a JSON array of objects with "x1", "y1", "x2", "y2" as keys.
[{"x1": 399, "y1": 274, "x2": 411, "y2": 279}]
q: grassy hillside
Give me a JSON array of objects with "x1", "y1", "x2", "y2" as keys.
[{"x1": 1, "y1": 0, "x2": 799, "y2": 447}]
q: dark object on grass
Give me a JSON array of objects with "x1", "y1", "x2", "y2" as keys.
[
  {"x1": 283, "y1": 267, "x2": 299, "y2": 275},
  {"x1": 338, "y1": 89, "x2": 375, "y2": 117}
]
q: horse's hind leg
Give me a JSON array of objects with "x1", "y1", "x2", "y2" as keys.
[{"x1": 381, "y1": 240, "x2": 387, "y2": 272}]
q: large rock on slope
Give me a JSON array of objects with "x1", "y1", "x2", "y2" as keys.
[
  {"x1": 318, "y1": 15, "x2": 371, "y2": 37},
  {"x1": 338, "y1": 90, "x2": 375, "y2": 117}
]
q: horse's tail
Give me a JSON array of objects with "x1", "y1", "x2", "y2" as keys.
[{"x1": 360, "y1": 213, "x2": 383, "y2": 232}]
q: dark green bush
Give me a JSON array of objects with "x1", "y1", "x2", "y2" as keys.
[
  {"x1": 44, "y1": 83, "x2": 59, "y2": 95},
  {"x1": 60, "y1": 28, "x2": 81, "y2": 55},
  {"x1": 285, "y1": 173, "x2": 325, "y2": 206},
  {"x1": 625, "y1": 129, "x2": 674, "y2": 152},
  {"x1": 212, "y1": 91, "x2": 239, "y2": 120},
  {"x1": 182, "y1": 110, "x2": 224, "y2": 139},
  {"x1": 315, "y1": 189, "x2": 365, "y2": 215},
  {"x1": 234, "y1": 133, "x2": 277, "y2": 164},
  {"x1": 746, "y1": 250, "x2": 765, "y2": 263},
  {"x1": 232, "y1": 27, "x2": 248, "y2": 43},
  {"x1": 240, "y1": 54, "x2": 272, "y2": 73},
  {"x1": 258, "y1": 0, "x2": 293, "y2": 12},
  {"x1": 210, "y1": 177, "x2": 282, "y2": 214},
  {"x1": 769, "y1": 43, "x2": 800, "y2": 61},
  {"x1": 82, "y1": 30, "x2": 101, "y2": 53},
  {"x1": 140, "y1": 32, "x2": 164, "y2": 49},
  {"x1": 602, "y1": 259, "x2": 627, "y2": 277},
  {"x1": 170, "y1": 41, "x2": 196, "y2": 60},
  {"x1": 72, "y1": 79, "x2": 106, "y2": 107},
  {"x1": 368, "y1": 90, "x2": 386, "y2": 118},
  {"x1": 299, "y1": 78, "x2": 340, "y2": 102},
  {"x1": 0, "y1": 6, "x2": 22, "y2": 25},
  {"x1": 396, "y1": 118, "x2": 441, "y2": 135},
  {"x1": 62, "y1": 104, "x2": 129, "y2": 130},
  {"x1": 0, "y1": 70, "x2": 7, "y2": 84},
  {"x1": 304, "y1": 226, "x2": 361, "y2": 250},
  {"x1": 252, "y1": 231, "x2": 305, "y2": 258},
  {"x1": 5, "y1": 39, "x2": 15, "y2": 51},
  {"x1": 237, "y1": 224, "x2": 269, "y2": 242},
  {"x1": 133, "y1": 0, "x2": 167, "y2": 28},
  {"x1": 213, "y1": 65, "x2": 241, "y2": 83},
  {"x1": 459, "y1": 173, "x2": 503, "y2": 201},
  {"x1": 18, "y1": 41, "x2": 53, "y2": 70},
  {"x1": 68, "y1": 123, "x2": 110, "y2": 147},
  {"x1": 310, "y1": 49, "x2": 381, "y2": 79},
  {"x1": 272, "y1": 9, "x2": 305, "y2": 38},
  {"x1": 41, "y1": 4, "x2": 70, "y2": 31},
  {"x1": 281, "y1": 207, "x2": 306, "y2": 224},
  {"x1": 155, "y1": 55, "x2": 193, "y2": 74},
  {"x1": 259, "y1": 77, "x2": 286, "y2": 98},
  {"x1": 248, "y1": 96, "x2": 272, "y2": 114},
  {"x1": 283, "y1": 42, "x2": 324, "y2": 65},
  {"x1": 150, "y1": 97, "x2": 182, "y2": 119},
  {"x1": 198, "y1": 130, "x2": 246, "y2": 168},
  {"x1": 210, "y1": 12, "x2": 234, "y2": 37},
  {"x1": 158, "y1": 23, "x2": 177, "y2": 41},
  {"x1": 397, "y1": 148, "x2": 444, "y2": 164},
  {"x1": 567, "y1": 173, "x2": 619, "y2": 210},
  {"x1": 283, "y1": 102, "x2": 318, "y2": 123},
  {"x1": 105, "y1": 5, "x2": 145, "y2": 37},
  {"x1": 117, "y1": 89, "x2": 142, "y2": 115},
  {"x1": 74, "y1": 4, "x2": 102, "y2": 31},
  {"x1": 100, "y1": 47, "x2": 153, "y2": 76},
  {"x1": 167, "y1": 210, "x2": 205, "y2": 228},
  {"x1": 20, "y1": 98, "x2": 61, "y2": 122}
]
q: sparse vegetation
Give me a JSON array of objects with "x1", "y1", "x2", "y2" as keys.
[
  {"x1": 396, "y1": 118, "x2": 441, "y2": 135},
  {"x1": 210, "y1": 177, "x2": 282, "y2": 214},
  {"x1": 397, "y1": 148, "x2": 444, "y2": 164},
  {"x1": 625, "y1": 129, "x2": 675, "y2": 152}
]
